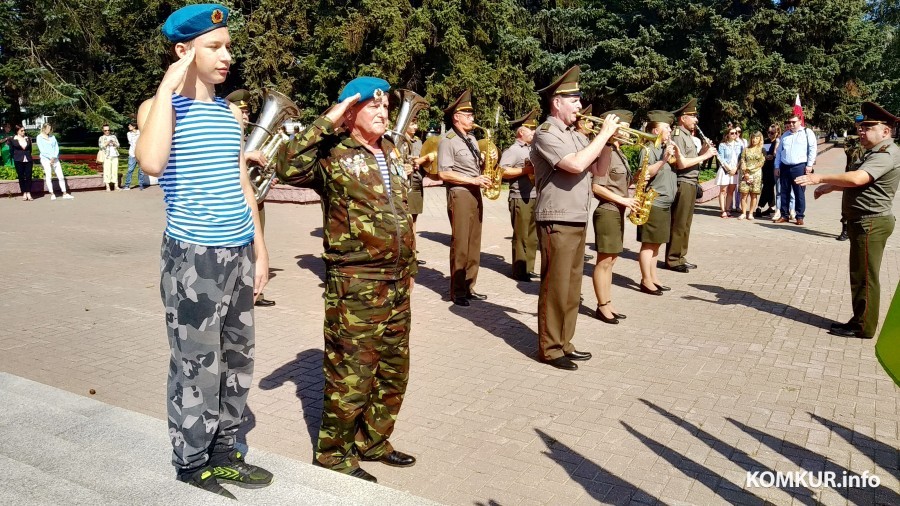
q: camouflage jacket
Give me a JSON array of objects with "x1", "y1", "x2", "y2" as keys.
[{"x1": 276, "y1": 116, "x2": 417, "y2": 281}]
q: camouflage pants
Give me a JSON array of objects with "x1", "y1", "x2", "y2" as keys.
[
  {"x1": 159, "y1": 236, "x2": 256, "y2": 474},
  {"x1": 316, "y1": 274, "x2": 411, "y2": 473}
]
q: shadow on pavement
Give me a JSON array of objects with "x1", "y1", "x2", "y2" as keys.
[
  {"x1": 640, "y1": 399, "x2": 816, "y2": 504},
  {"x1": 754, "y1": 222, "x2": 841, "y2": 239},
  {"x1": 685, "y1": 283, "x2": 835, "y2": 329},
  {"x1": 727, "y1": 417, "x2": 900, "y2": 505},
  {"x1": 258, "y1": 349, "x2": 325, "y2": 448},
  {"x1": 295, "y1": 253, "x2": 326, "y2": 285},
  {"x1": 535, "y1": 428, "x2": 664, "y2": 504},
  {"x1": 807, "y1": 413, "x2": 900, "y2": 483}
]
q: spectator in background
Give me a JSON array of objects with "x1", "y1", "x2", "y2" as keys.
[
  {"x1": 9, "y1": 125, "x2": 34, "y2": 201},
  {"x1": 99, "y1": 124, "x2": 120, "y2": 191},
  {"x1": 1, "y1": 123, "x2": 13, "y2": 168},
  {"x1": 738, "y1": 131, "x2": 764, "y2": 220},
  {"x1": 715, "y1": 126, "x2": 742, "y2": 218},
  {"x1": 774, "y1": 115, "x2": 817, "y2": 225},
  {"x1": 123, "y1": 122, "x2": 146, "y2": 190},
  {"x1": 37, "y1": 123, "x2": 73, "y2": 200},
  {"x1": 756, "y1": 123, "x2": 780, "y2": 217}
]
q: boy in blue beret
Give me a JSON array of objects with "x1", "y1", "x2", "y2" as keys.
[
  {"x1": 276, "y1": 77, "x2": 418, "y2": 483},
  {"x1": 135, "y1": 3, "x2": 272, "y2": 498}
]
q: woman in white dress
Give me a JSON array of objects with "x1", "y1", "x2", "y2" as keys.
[{"x1": 715, "y1": 127, "x2": 743, "y2": 218}]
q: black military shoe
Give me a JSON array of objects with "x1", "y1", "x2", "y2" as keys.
[
  {"x1": 210, "y1": 450, "x2": 274, "y2": 489},
  {"x1": 668, "y1": 264, "x2": 690, "y2": 273},
  {"x1": 453, "y1": 297, "x2": 470, "y2": 307},
  {"x1": 684, "y1": 262, "x2": 698, "y2": 269},
  {"x1": 362, "y1": 450, "x2": 416, "y2": 468},
  {"x1": 565, "y1": 350, "x2": 592, "y2": 361},
  {"x1": 254, "y1": 297, "x2": 276, "y2": 307},
  {"x1": 583, "y1": 254, "x2": 594, "y2": 262},
  {"x1": 542, "y1": 356, "x2": 578, "y2": 370},
  {"x1": 830, "y1": 320, "x2": 860, "y2": 332},
  {"x1": 527, "y1": 271, "x2": 540, "y2": 278},
  {"x1": 178, "y1": 467, "x2": 236, "y2": 500},
  {"x1": 836, "y1": 231, "x2": 849, "y2": 241},
  {"x1": 466, "y1": 291, "x2": 488, "y2": 301},
  {"x1": 348, "y1": 467, "x2": 378, "y2": 483}
]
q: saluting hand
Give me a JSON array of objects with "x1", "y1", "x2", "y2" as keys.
[
  {"x1": 325, "y1": 93, "x2": 361, "y2": 127},
  {"x1": 159, "y1": 48, "x2": 195, "y2": 95}
]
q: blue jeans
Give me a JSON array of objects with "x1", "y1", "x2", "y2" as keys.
[
  {"x1": 124, "y1": 156, "x2": 145, "y2": 188},
  {"x1": 779, "y1": 163, "x2": 807, "y2": 219},
  {"x1": 774, "y1": 176, "x2": 795, "y2": 214}
]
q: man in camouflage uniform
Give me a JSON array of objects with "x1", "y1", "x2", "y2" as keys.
[
  {"x1": 276, "y1": 76, "x2": 417, "y2": 483},
  {"x1": 798, "y1": 102, "x2": 900, "y2": 340}
]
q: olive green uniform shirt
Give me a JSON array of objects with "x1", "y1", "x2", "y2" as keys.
[
  {"x1": 592, "y1": 145, "x2": 630, "y2": 211},
  {"x1": 671, "y1": 125, "x2": 700, "y2": 185},
  {"x1": 842, "y1": 138, "x2": 900, "y2": 222},
  {"x1": 640, "y1": 146, "x2": 677, "y2": 209},
  {"x1": 438, "y1": 130, "x2": 481, "y2": 185},
  {"x1": 531, "y1": 116, "x2": 592, "y2": 223},
  {"x1": 500, "y1": 140, "x2": 536, "y2": 199}
]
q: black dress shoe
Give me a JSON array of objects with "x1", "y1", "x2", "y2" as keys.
[
  {"x1": 416, "y1": 259, "x2": 427, "y2": 265},
  {"x1": 512, "y1": 273, "x2": 533, "y2": 282},
  {"x1": 527, "y1": 271, "x2": 539, "y2": 278},
  {"x1": 668, "y1": 264, "x2": 690, "y2": 273},
  {"x1": 594, "y1": 307, "x2": 619, "y2": 324},
  {"x1": 684, "y1": 262, "x2": 697, "y2": 269},
  {"x1": 836, "y1": 232, "x2": 848, "y2": 241},
  {"x1": 829, "y1": 327, "x2": 867, "y2": 338},
  {"x1": 452, "y1": 297, "x2": 470, "y2": 307},
  {"x1": 542, "y1": 356, "x2": 578, "y2": 370},
  {"x1": 654, "y1": 284, "x2": 671, "y2": 292},
  {"x1": 640, "y1": 283, "x2": 663, "y2": 296},
  {"x1": 348, "y1": 467, "x2": 378, "y2": 483},
  {"x1": 466, "y1": 292, "x2": 488, "y2": 301},
  {"x1": 254, "y1": 298, "x2": 276, "y2": 307},
  {"x1": 565, "y1": 350, "x2": 592, "y2": 361},
  {"x1": 362, "y1": 450, "x2": 416, "y2": 467},
  {"x1": 830, "y1": 320, "x2": 860, "y2": 331},
  {"x1": 583, "y1": 254, "x2": 594, "y2": 262}
]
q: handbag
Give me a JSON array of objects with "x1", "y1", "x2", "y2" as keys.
[{"x1": 96, "y1": 149, "x2": 106, "y2": 163}]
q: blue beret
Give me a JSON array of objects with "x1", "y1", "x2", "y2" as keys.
[
  {"x1": 163, "y1": 3, "x2": 229, "y2": 43},
  {"x1": 338, "y1": 77, "x2": 390, "y2": 103}
]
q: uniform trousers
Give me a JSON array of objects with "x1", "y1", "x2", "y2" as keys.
[
  {"x1": 316, "y1": 275, "x2": 411, "y2": 472},
  {"x1": 508, "y1": 196, "x2": 537, "y2": 278},
  {"x1": 666, "y1": 181, "x2": 697, "y2": 267},
  {"x1": 160, "y1": 236, "x2": 256, "y2": 475},
  {"x1": 537, "y1": 221, "x2": 586, "y2": 360},
  {"x1": 848, "y1": 216, "x2": 895, "y2": 337},
  {"x1": 447, "y1": 187, "x2": 483, "y2": 298}
]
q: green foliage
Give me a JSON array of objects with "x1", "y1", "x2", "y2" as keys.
[
  {"x1": 0, "y1": 162, "x2": 96, "y2": 181},
  {"x1": 2, "y1": 0, "x2": 895, "y2": 147}
]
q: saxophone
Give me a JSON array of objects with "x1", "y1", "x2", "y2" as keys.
[
  {"x1": 628, "y1": 144, "x2": 659, "y2": 226},
  {"x1": 473, "y1": 123, "x2": 501, "y2": 200}
]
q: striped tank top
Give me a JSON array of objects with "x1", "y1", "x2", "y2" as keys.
[{"x1": 161, "y1": 94, "x2": 254, "y2": 247}]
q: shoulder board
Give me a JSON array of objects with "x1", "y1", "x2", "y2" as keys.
[
  {"x1": 446, "y1": 132, "x2": 457, "y2": 139},
  {"x1": 672, "y1": 128, "x2": 681, "y2": 136},
  {"x1": 878, "y1": 145, "x2": 890, "y2": 153},
  {"x1": 539, "y1": 123, "x2": 551, "y2": 132}
]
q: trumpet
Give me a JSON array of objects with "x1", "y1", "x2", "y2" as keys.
[{"x1": 576, "y1": 113, "x2": 662, "y2": 148}]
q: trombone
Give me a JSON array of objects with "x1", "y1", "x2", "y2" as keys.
[{"x1": 576, "y1": 113, "x2": 662, "y2": 148}]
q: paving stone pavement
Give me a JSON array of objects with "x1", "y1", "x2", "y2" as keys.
[{"x1": 1, "y1": 146, "x2": 898, "y2": 505}]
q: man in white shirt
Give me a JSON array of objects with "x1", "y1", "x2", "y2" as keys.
[
  {"x1": 774, "y1": 115, "x2": 817, "y2": 225},
  {"x1": 123, "y1": 122, "x2": 145, "y2": 190}
]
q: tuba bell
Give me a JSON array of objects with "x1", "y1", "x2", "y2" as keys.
[
  {"x1": 385, "y1": 89, "x2": 428, "y2": 165},
  {"x1": 245, "y1": 89, "x2": 301, "y2": 204}
]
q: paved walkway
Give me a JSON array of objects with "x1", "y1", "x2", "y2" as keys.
[{"x1": 1, "y1": 146, "x2": 898, "y2": 505}]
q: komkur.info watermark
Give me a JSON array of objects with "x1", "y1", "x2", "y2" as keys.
[{"x1": 746, "y1": 470, "x2": 881, "y2": 489}]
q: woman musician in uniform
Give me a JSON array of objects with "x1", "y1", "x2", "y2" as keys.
[
  {"x1": 636, "y1": 111, "x2": 678, "y2": 295},
  {"x1": 591, "y1": 110, "x2": 639, "y2": 324}
]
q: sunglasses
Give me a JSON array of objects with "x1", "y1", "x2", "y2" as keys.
[
  {"x1": 787, "y1": 120, "x2": 798, "y2": 124},
  {"x1": 728, "y1": 131, "x2": 737, "y2": 135}
]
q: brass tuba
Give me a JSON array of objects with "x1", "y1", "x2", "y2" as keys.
[
  {"x1": 473, "y1": 123, "x2": 501, "y2": 200},
  {"x1": 385, "y1": 89, "x2": 428, "y2": 164},
  {"x1": 245, "y1": 89, "x2": 301, "y2": 204}
]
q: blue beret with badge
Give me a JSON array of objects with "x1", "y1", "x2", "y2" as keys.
[
  {"x1": 162, "y1": 3, "x2": 229, "y2": 43},
  {"x1": 337, "y1": 77, "x2": 390, "y2": 103}
]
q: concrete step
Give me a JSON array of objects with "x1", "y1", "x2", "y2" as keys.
[{"x1": 0, "y1": 373, "x2": 439, "y2": 505}]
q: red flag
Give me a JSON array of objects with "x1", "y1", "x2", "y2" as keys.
[{"x1": 793, "y1": 94, "x2": 805, "y2": 126}]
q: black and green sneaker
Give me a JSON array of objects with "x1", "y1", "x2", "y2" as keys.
[
  {"x1": 211, "y1": 450, "x2": 274, "y2": 489},
  {"x1": 178, "y1": 467, "x2": 237, "y2": 500}
]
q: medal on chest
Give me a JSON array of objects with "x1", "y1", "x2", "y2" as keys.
[
  {"x1": 339, "y1": 153, "x2": 368, "y2": 178},
  {"x1": 389, "y1": 149, "x2": 404, "y2": 177}
]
